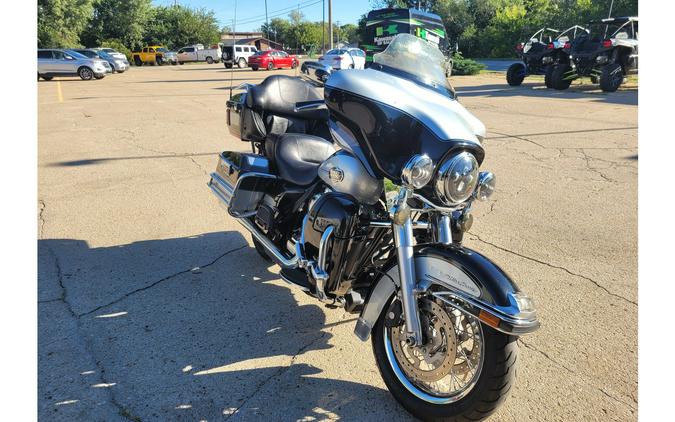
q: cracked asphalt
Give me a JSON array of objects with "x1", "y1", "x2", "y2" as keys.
[{"x1": 38, "y1": 65, "x2": 637, "y2": 421}]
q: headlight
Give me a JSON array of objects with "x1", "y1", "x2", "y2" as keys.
[
  {"x1": 474, "y1": 172, "x2": 496, "y2": 201},
  {"x1": 401, "y1": 155, "x2": 434, "y2": 188},
  {"x1": 435, "y1": 152, "x2": 479, "y2": 205}
]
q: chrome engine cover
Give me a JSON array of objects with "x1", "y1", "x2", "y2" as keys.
[{"x1": 318, "y1": 150, "x2": 383, "y2": 205}]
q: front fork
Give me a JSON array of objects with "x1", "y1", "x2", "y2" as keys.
[{"x1": 390, "y1": 188, "x2": 423, "y2": 346}]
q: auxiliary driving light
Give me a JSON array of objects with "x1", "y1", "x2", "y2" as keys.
[
  {"x1": 474, "y1": 172, "x2": 496, "y2": 201},
  {"x1": 402, "y1": 155, "x2": 434, "y2": 189}
]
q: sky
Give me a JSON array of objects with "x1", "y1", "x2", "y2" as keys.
[{"x1": 153, "y1": 0, "x2": 371, "y2": 32}]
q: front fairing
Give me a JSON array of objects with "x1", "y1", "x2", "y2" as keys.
[{"x1": 324, "y1": 68, "x2": 485, "y2": 183}]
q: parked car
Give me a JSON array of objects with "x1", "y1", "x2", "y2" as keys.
[
  {"x1": 318, "y1": 48, "x2": 367, "y2": 70},
  {"x1": 550, "y1": 16, "x2": 638, "y2": 92},
  {"x1": 72, "y1": 49, "x2": 128, "y2": 73},
  {"x1": 130, "y1": 46, "x2": 178, "y2": 66},
  {"x1": 92, "y1": 48, "x2": 130, "y2": 72},
  {"x1": 177, "y1": 44, "x2": 221, "y2": 64},
  {"x1": 222, "y1": 44, "x2": 258, "y2": 68},
  {"x1": 506, "y1": 25, "x2": 588, "y2": 87},
  {"x1": 38, "y1": 49, "x2": 109, "y2": 80},
  {"x1": 247, "y1": 50, "x2": 298, "y2": 71}
]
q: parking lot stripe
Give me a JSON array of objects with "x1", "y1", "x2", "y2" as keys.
[{"x1": 56, "y1": 81, "x2": 63, "y2": 103}]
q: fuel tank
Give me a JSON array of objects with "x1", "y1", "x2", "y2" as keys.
[{"x1": 318, "y1": 150, "x2": 383, "y2": 205}]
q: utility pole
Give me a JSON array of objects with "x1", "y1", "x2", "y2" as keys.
[
  {"x1": 322, "y1": 0, "x2": 325, "y2": 53},
  {"x1": 328, "y1": 0, "x2": 333, "y2": 50},
  {"x1": 264, "y1": 0, "x2": 268, "y2": 38}
]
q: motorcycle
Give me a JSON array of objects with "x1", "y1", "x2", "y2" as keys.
[{"x1": 209, "y1": 34, "x2": 539, "y2": 421}]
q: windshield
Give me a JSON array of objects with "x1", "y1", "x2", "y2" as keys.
[
  {"x1": 65, "y1": 50, "x2": 89, "y2": 59},
  {"x1": 76, "y1": 50, "x2": 98, "y2": 58},
  {"x1": 372, "y1": 33, "x2": 453, "y2": 98}
]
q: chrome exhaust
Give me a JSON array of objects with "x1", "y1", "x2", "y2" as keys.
[
  {"x1": 208, "y1": 172, "x2": 298, "y2": 269},
  {"x1": 237, "y1": 217, "x2": 298, "y2": 269}
]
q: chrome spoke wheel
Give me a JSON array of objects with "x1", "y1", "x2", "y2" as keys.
[{"x1": 385, "y1": 296, "x2": 484, "y2": 403}]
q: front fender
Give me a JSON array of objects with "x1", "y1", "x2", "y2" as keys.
[{"x1": 354, "y1": 244, "x2": 540, "y2": 341}]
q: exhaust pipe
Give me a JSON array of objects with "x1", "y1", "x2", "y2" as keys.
[
  {"x1": 208, "y1": 171, "x2": 298, "y2": 269},
  {"x1": 237, "y1": 217, "x2": 298, "y2": 269}
]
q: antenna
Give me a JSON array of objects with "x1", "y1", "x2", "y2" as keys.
[
  {"x1": 229, "y1": 0, "x2": 237, "y2": 100},
  {"x1": 608, "y1": 0, "x2": 614, "y2": 18}
]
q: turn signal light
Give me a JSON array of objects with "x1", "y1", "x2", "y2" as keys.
[{"x1": 478, "y1": 310, "x2": 500, "y2": 328}]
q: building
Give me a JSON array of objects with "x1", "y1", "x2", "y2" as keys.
[{"x1": 220, "y1": 32, "x2": 283, "y2": 51}]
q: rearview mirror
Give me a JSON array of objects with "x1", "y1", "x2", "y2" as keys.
[{"x1": 300, "y1": 61, "x2": 333, "y2": 87}]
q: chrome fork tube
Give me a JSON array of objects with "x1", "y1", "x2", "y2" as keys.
[
  {"x1": 436, "y1": 214, "x2": 452, "y2": 245},
  {"x1": 393, "y1": 216, "x2": 423, "y2": 346}
]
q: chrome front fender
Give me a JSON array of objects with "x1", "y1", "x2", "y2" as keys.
[{"x1": 354, "y1": 245, "x2": 540, "y2": 341}]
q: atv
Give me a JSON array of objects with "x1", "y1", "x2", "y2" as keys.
[
  {"x1": 550, "y1": 17, "x2": 638, "y2": 92},
  {"x1": 506, "y1": 26, "x2": 587, "y2": 88}
]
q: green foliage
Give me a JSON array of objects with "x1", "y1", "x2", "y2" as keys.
[
  {"x1": 80, "y1": 0, "x2": 153, "y2": 49},
  {"x1": 144, "y1": 5, "x2": 220, "y2": 49},
  {"x1": 451, "y1": 51, "x2": 485, "y2": 75},
  {"x1": 38, "y1": 0, "x2": 94, "y2": 48}
]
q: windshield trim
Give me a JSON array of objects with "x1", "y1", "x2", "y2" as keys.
[{"x1": 369, "y1": 62, "x2": 455, "y2": 99}]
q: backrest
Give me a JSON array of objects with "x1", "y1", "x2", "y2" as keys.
[{"x1": 246, "y1": 75, "x2": 326, "y2": 120}]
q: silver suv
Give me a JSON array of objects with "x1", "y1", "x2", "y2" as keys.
[{"x1": 38, "y1": 49, "x2": 108, "y2": 80}]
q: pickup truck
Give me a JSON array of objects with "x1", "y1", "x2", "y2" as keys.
[
  {"x1": 130, "y1": 46, "x2": 178, "y2": 66},
  {"x1": 177, "y1": 44, "x2": 222, "y2": 64}
]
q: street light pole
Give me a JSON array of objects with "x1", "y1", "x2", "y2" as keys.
[
  {"x1": 328, "y1": 0, "x2": 333, "y2": 50},
  {"x1": 322, "y1": 0, "x2": 325, "y2": 53}
]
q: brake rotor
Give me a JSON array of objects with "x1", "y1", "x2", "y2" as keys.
[{"x1": 391, "y1": 299, "x2": 457, "y2": 383}]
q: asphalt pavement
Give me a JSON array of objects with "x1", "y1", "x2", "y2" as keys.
[{"x1": 38, "y1": 64, "x2": 637, "y2": 421}]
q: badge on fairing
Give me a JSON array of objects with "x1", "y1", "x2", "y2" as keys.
[{"x1": 329, "y1": 167, "x2": 344, "y2": 183}]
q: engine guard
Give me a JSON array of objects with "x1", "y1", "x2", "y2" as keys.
[{"x1": 354, "y1": 244, "x2": 540, "y2": 341}]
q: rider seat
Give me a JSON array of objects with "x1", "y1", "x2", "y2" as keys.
[{"x1": 265, "y1": 133, "x2": 335, "y2": 186}]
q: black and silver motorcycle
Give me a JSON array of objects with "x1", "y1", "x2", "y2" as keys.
[{"x1": 209, "y1": 34, "x2": 539, "y2": 421}]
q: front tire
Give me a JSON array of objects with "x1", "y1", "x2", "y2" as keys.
[
  {"x1": 544, "y1": 65, "x2": 554, "y2": 88},
  {"x1": 134, "y1": 57, "x2": 143, "y2": 66},
  {"x1": 78, "y1": 67, "x2": 94, "y2": 80},
  {"x1": 599, "y1": 63, "x2": 623, "y2": 92},
  {"x1": 506, "y1": 63, "x2": 526, "y2": 86},
  {"x1": 206, "y1": 56, "x2": 214, "y2": 64},
  {"x1": 372, "y1": 296, "x2": 518, "y2": 422},
  {"x1": 551, "y1": 64, "x2": 573, "y2": 90},
  {"x1": 267, "y1": 62, "x2": 274, "y2": 71}
]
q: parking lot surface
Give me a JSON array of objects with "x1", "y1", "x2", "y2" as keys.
[{"x1": 38, "y1": 64, "x2": 637, "y2": 421}]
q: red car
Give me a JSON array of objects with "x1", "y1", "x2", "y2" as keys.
[{"x1": 247, "y1": 50, "x2": 298, "y2": 71}]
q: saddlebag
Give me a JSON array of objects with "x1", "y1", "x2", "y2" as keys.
[{"x1": 208, "y1": 151, "x2": 276, "y2": 217}]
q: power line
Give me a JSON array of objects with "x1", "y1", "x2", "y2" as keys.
[
  {"x1": 233, "y1": 0, "x2": 319, "y2": 26},
  {"x1": 235, "y1": 1, "x2": 322, "y2": 26}
]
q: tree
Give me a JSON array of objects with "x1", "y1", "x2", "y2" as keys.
[
  {"x1": 340, "y1": 23, "x2": 359, "y2": 44},
  {"x1": 144, "y1": 5, "x2": 220, "y2": 49},
  {"x1": 38, "y1": 0, "x2": 94, "y2": 48},
  {"x1": 80, "y1": 0, "x2": 153, "y2": 48}
]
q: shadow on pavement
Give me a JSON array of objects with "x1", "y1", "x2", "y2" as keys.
[
  {"x1": 38, "y1": 232, "x2": 404, "y2": 421},
  {"x1": 454, "y1": 81, "x2": 637, "y2": 106}
]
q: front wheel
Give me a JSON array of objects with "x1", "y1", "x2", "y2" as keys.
[
  {"x1": 544, "y1": 65, "x2": 554, "y2": 88},
  {"x1": 506, "y1": 63, "x2": 526, "y2": 86},
  {"x1": 78, "y1": 67, "x2": 94, "y2": 80},
  {"x1": 551, "y1": 64, "x2": 573, "y2": 90},
  {"x1": 267, "y1": 62, "x2": 274, "y2": 71},
  {"x1": 599, "y1": 63, "x2": 623, "y2": 92},
  {"x1": 134, "y1": 57, "x2": 143, "y2": 66},
  {"x1": 372, "y1": 295, "x2": 518, "y2": 421}
]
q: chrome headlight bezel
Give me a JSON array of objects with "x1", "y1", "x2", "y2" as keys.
[
  {"x1": 401, "y1": 155, "x2": 434, "y2": 189},
  {"x1": 434, "y1": 152, "x2": 480, "y2": 205}
]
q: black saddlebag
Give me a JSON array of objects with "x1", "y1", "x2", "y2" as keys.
[{"x1": 208, "y1": 151, "x2": 276, "y2": 217}]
